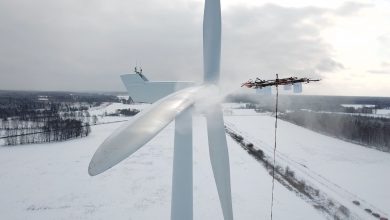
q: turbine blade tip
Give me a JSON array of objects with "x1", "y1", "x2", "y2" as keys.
[{"x1": 88, "y1": 161, "x2": 103, "y2": 176}]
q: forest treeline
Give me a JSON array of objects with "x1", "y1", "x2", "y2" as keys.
[
  {"x1": 226, "y1": 94, "x2": 390, "y2": 112},
  {"x1": 280, "y1": 110, "x2": 390, "y2": 152},
  {"x1": 0, "y1": 91, "x2": 119, "y2": 119},
  {"x1": 0, "y1": 91, "x2": 109, "y2": 146},
  {"x1": 1, "y1": 112, "x2": 91, "y2": 146}
]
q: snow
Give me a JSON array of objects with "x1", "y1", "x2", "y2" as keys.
[
  {"x1": 89, "y1": 102, "x2": 150, "y2": 116},
  {"x1": 2, "y1": 103, "x2": 389, "y2": 219},
  {"x1": 87, "y1": 102, "x2": 150, "y2": 124},
  {"x1": 0, "y1": 104, "x2": 324, "y2": 219},
  {"x1": 341, "y1": 104, "x2": 376, "y2": 109},
  {"x1": 376, "y1": 109, "x2": 390, "y2": 115},
  {"x1": 117, "y1": 95, "x2": 129, "y2": 100},
  {"x1": 225, "y1": 112, "x2": 390, "y2": 219}
]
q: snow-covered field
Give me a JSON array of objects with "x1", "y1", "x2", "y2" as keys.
[
  {"x1": 87, "y1": 102, "x2": 150, "y2": 124},
  {"x1": 0, "y1": 104, "x2": 325, "y2": 220},
  {"x1": 341, "y1": 104, "x2": 376, "y2": 109},
  {"x1": 88, "y1": 102, "x2": 150, "y2": 116},
  {"x1": 225, "y1": 111, "x2": 390, "y2": 219},
  {"x1": 377, "y1": 109, "x2": 390, "y2": 115},
  {"x1": 1, "y1": 103, "x2": 389, "y2": 219}
]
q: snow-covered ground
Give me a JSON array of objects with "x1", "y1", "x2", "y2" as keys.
[
  {"x1": 341, "y1": 104, "x2": 376, "y2": 109},
  {"x1": 88, "y1": 102, "x2": 150, "y2": 124},
  {"x1": 377, "y1": 109, "x2": 390, "y2": 115},
  {"x1": 1, "y1": 103, "x2": 389, "y2": 219},
  {"x1": 225, "y1": 112, "x2": 390, "y2": 219},
  {"x1": 0, "y1": 104, "x2": 325, "y2": 220},
  {"x1": 89, "y1": 102, "x2": 150, "y2": 116}
]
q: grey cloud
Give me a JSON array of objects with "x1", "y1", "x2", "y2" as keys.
[
  {"x1": 368, "y1": 62, "x2": 390, "y2": 74},
  {"x1": 316, "y1": 59, "x2": 344, "y2": 72},
  {"x1": 0, "y1": 1, "x2": 365, "y2": 92},
  {"x1": 0, "y1": 0, "x2": 203, "y2": 91},
  {"x1": 383, "y1": 62, "x2": 390, "y2": 67},
  {"x1": 220, "y1": 3, "x2": 347, "y2": 91},
  {"x1": 334, "y1": 1, "x2": 373, "y2": 16},
  {"x1": 368, "y1": 70, "x2": 390, "y2": 74},
  {"x1": 378, "y1": 33, "x2": 390, "y2": 48},
  {"x1": 371, "y1": 34, "x2": 390, "y2": 74}
]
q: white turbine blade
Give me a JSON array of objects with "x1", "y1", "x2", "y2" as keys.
[
  {"x1": 206, "y1": 106, "x2": 234, "y2": 220},
  {"x1": 203, "y1": 0, "x2": 221, "y2": 84},
  {"x1": 88, "y1": 86, "x2": 203, "y2": 176},
  {"x1": 171, "y1": 107, "x2": 193, "y2": 220}
]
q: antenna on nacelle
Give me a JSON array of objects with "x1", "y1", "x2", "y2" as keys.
[{"x1": 133, "y1": 61, "x2": 147, "y2": 81}]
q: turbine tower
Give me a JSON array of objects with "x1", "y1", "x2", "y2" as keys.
[{"x1": 88, "y1": 0, "x2": 233, "y2": 219}]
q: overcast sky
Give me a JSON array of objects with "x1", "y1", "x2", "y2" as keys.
[{"x1": 0, "y1": 0, "x2": 389, "y2": 96}]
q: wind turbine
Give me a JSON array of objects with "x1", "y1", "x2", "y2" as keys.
[{"x1": 88, "y1": 0, "x2": 233, "y2": 219}]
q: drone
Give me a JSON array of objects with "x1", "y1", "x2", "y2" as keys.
[{"x1": 241, "y1": 75, "x2": 320, "y2": 89}]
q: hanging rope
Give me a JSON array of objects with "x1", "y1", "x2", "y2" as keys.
[
  {"x1": 270, "y1": 75, "x2": 279, "y2": 220},
  {"x1": 240, "y1": 74, "x2": 319, "y2": 220}
]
